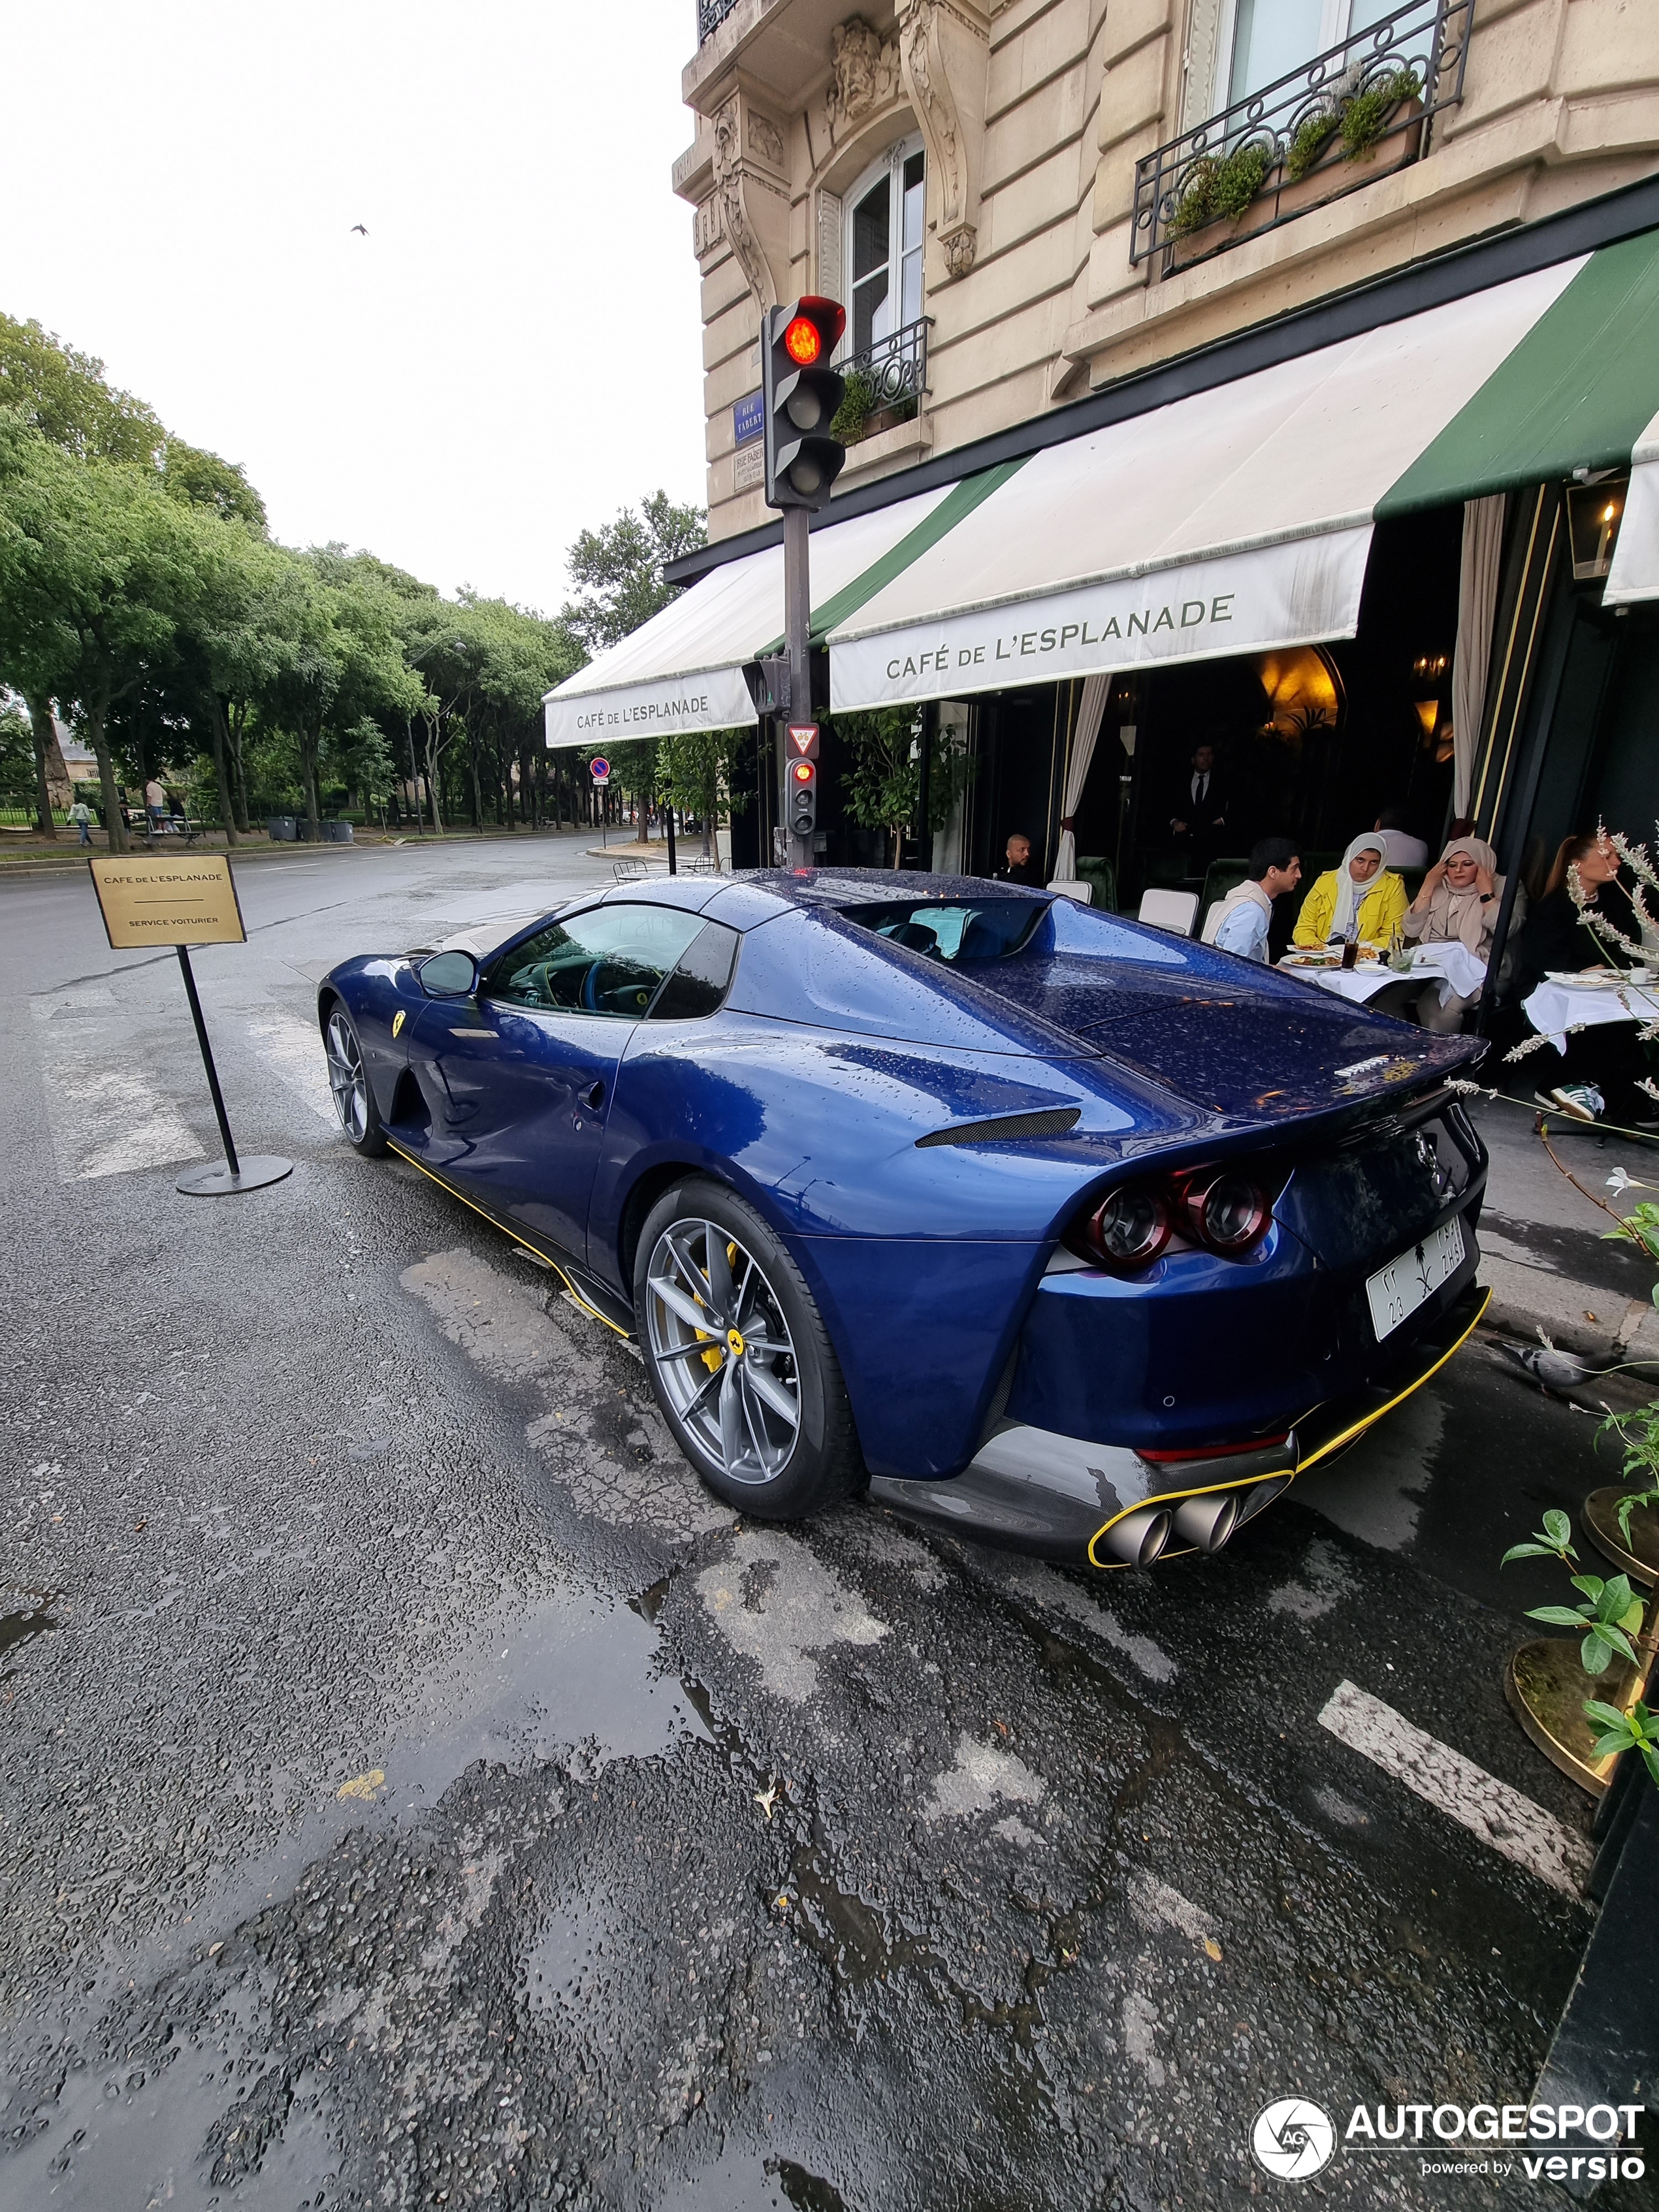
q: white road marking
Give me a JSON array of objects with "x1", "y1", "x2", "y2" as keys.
[
  {"x1": 246, "y1": 1013, "x2": 338, "y2": 1125},
  {"x1": 1317, "y1": 1678, "x2": 1592, "y2": 1897},
  {"x1": 29, "y1": 989, "x2": 203, "y2": 1180}
]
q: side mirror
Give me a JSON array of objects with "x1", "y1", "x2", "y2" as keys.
[{"x1": 416, "y1": 950, "x2": 481, "y2": 999}]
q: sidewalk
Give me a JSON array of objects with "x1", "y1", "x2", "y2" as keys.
[
  {"x1": 1470, "y1": 1093, "x2": 1659, "y2": 1369},
  {"x1": 0, "y1": 825, "x2": 583, "y2": 874}
]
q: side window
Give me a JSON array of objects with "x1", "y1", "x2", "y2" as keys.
[
  {"x1": 647, "y1": 922, "x2": 740, "y2": 1020},
  {"x1": 486, "y1": 905, "x2": 707, "y2": 1019}
]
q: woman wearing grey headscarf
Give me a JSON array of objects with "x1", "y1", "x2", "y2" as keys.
[{"x1": 1397, "y1": 835, "x2": 1522, "y2": 1033}]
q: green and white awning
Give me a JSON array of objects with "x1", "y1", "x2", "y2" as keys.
[
  {"x1": 828, "y1": 227, "x2": 1659, "y2": 711},
  {"x1": 545, "y1": 227, "x2": 1659, "y2": 743}
]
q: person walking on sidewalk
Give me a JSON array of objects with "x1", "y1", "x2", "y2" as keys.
[{"x1": 68, "y1": 797, "x2": 95, "y2": 846}]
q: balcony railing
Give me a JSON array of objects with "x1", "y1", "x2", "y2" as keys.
[
  {"x1": 697, "y1": 0, "x2": 742, "y2": 41},
  {"x1": 1131, "y1": 0, "x2": 1472, "y2": 274},
  {"x1": 840, "y1": 316, "x2": 931, "y2": 419}
]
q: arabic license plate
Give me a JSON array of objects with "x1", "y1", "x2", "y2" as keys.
[{"x1": 1366, "y1": 1217, "x2": 1466, "y2": 1341}]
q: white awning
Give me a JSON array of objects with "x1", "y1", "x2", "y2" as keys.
[
  {"x1": 1607, "y1": 406, "x2": 1659, "y2": 605},
  {"x1": 828, "y1": 260, "x2": 1585, "y2": 711},
  {"x1": 543, "y1": 487, "x2": 955, "y2": 748}
]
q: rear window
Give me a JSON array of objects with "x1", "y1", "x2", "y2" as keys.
[{"x1": 841, "y1": 898, "x2": 1044, "y2": 963}]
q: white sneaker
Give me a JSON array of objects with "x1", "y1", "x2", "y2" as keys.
[{"x1": 1550, "y1": 1083, "x2": 1605, "y2": 1121}]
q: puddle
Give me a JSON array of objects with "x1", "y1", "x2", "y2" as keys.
[
  {"x1": 1293, "y1": 1383, "x2": 1444, "y2": 1552},
  {"x1": 0, "y1": 1592, "x2": 56, "y2": 1671},
  {"x1": 524, "y1": 1891, "x2": 617, "y2": 2017},
  {"x1": 656, "y1": 2141, "x2": 854, "y2": 2212}
]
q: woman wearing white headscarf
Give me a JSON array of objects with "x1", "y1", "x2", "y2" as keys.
[
  {"x1": 1291, "y1": 832, "x2": 1408, "y2": 952},
  {"x1": 1395, "y1": 834, "x2": 1522, "y2": 1033}
]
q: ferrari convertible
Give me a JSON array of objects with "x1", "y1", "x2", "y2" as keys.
[{"x1": 317, "y1": 871, "x2": 1489, "y2": 1568}]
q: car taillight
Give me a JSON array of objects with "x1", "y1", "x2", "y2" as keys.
[
  {"x1": 1180, "y1": 1168, "x2": 1272, "y2": 1257},
  {"x1": 1076, "y1": 1181, "x2": 1172, "y2": 1272}
]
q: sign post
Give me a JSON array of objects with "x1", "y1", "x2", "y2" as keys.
[
  {"x1": 87, "y1": 854, "x2": 293, "y2": 1197},
  {"x1": 590, "y1": 754, "x2": 611, "y2": 849}
]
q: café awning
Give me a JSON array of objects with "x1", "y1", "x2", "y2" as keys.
[
  {"x1": 543, "y1": 485, "x2": 958, "y2": 748},
  {"x1": 828, "y1": 228, "x2": 1659, "y2": 712},
  {"x1": 1607, "y1": 406, "x2": 1659, "y2": 605}
]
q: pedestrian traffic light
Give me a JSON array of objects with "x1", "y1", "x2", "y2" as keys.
[
  {"x1": 788, "y1": 754, "x2": 818, "y2": 839},
  {"x1": 762, "y1": 297, "x2": 846, "y2": 511}
]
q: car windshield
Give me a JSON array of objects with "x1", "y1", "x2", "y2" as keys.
[{"x1": 840, "y1": 899, "x2": 1044, "y2": 963}]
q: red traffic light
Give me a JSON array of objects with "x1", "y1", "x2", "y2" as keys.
[
  {"x1": 783, "y1": 317, "x2": 821, "y2": 366},
  {"x1": 792, "y1": 760, "x2": 816, "y2": 784},
  {"x1": 783, "y1": 297, "x2": 846, "y2": 364}
]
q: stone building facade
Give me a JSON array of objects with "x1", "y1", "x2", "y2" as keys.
[{"x1": 675, "y1": 0, "x2": 1659, "y2": 543}]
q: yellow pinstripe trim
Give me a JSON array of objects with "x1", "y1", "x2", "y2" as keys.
[
  {"x1": 385, "y1": 1140, "x2": 634, "y2": 1342},
  {"x1": 1086, "y1": 1287, "x2": 1490, "y2": 1569}
]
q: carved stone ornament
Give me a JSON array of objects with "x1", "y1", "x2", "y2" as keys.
[
  {"x1": 747, "y1": 109, "x2": 786, "y2": 172},
  {"x1": 826, "y1": 18, "x2": 900, "y2": 142},
  {"x1": 896, "y1": 0, "x2": 989, "y2": 278},
  {"x1": 713, "y1": 97, "x2": 784, "y2": 313}
]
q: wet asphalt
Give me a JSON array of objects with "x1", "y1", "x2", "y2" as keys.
[{"x1": 0, "y1": 837, "x2": 1649, "y2": 2211}]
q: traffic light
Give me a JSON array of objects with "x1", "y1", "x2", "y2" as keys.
[
  {"x1": 762, "y1": 298, "x2": 846, "y2": 511},
  {"x1": 788, "y1": 755, "x2": 818, "y2": 839}
]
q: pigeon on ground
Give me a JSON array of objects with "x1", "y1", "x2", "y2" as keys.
[{"x1": 1496, "y1": 1339, "x2": 1598, "y2": 1398}]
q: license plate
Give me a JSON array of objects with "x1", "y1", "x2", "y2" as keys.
[{"x1": 1366, "y1": 1217, "x2": 1466, "y2": 1341}]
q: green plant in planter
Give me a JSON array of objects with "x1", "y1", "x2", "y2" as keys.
[
  {"x1": 1585, "y1": 1698, "x2": 1659, "y2": 1784},
  {"x1": 1213, "y1": 140, "x2": 1272, "y2": 221},
  {"x1": 830, "y1": 369, "x2": 877, "y2": 446},
  {"x1": 1341, "y1": 65, "x2": 1423, "y2": 161},
  {"x1": 1170, "y1": 157, "x2": 1219, "y2": 236},
  {"x1": 1285, "y1": 106, "x2": 1340, "y2": 183}
]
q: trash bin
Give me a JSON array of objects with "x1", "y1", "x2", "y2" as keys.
[
  {"x1": 266, "y1": 816, "x2": 297, "y2": 841},
  {"x1": 320, "y1": 820, "x2": 354, "y2": 843}
]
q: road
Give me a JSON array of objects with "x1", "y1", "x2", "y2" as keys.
[{"x1": 0, "y1": 837, "x2": 1644, "y2": 2210}]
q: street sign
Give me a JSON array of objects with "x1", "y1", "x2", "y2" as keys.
[
  {"x1": 89, "y1": 853, "x2": 246, "y2": 948},
  {"x1": 590, "y1": 756, "x2": 611, "y2": 785},
  {"x1": 733, "y1": 390, "x2": 764, "y2": 447},
  {"x1": 786, "y1": 723, "x2": 820, "y2": 763}
]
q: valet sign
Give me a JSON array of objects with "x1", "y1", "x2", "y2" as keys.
[{"x1": 829, "y1": 526, "x2": 1375, "y2": 712}]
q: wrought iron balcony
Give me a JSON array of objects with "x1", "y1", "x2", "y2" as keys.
[
  {"x1": 1132, "y1": 0, "x2": 1472, "y2": 274},
  {"x1": 839, "y1": 316, "x2": 931, "y2": 418},
  {"x1": 697, "y1": 0, "x2": 743, "y2": 41}
]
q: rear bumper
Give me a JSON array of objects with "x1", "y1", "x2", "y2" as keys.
[{"x1": 867, "y1": 1281, "x2": 1489, "y2": 1567}]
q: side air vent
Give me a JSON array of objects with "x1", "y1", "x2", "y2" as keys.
[{"x1": 916, "y1": 1106, "x2": 1082, "y2": 1149}]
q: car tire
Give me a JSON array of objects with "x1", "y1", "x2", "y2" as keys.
[
  {"x1": 634, "y1": 1176, "x2": 863, "y2": 1520},
  {"x1": 321, "y1": 1000, "x2": 390, "y2": 1157}
]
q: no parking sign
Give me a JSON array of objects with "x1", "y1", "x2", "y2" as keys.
[{"x1": 589, "y1": 756, "x2": 611, "y2": 786}]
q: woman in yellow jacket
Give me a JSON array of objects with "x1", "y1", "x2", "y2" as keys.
[{"x1": 1292, "y1": 831, "x2": 1409, "y2": 952}]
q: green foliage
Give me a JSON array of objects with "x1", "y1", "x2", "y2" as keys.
[
  {"x1": 562, "y1": 490, "x2": 707, "y2": 656},
  {"x1": 1170, "y1": 140, "x2": 1272, "y2": 234},
  {"x1": 1285, "y1": 108, "x2": 1340, "y2": 183},
  {"x1": 1500, "y1": 1506, "x2": 1577, "y2": 1569},
  {"x1": 0, "y1": 700, "x2": 35, "y2": 805},
  {"x1": 0, "y1": 313, "x2": 164, "y2": 466},
  {"x1": 1340, "y1": 67, "x2": 1423, "y2": 161},
  {"x1": 839, "y1": 707, "x2": 975, "y2": 865},
  {"x1": 161, "y1": 441, "x2": 266, "y2": 532},
  {"x1": 1584, "y1": 1699, "x2": 1659, "y2": 1787},
  {"x1": 831, "y1": 370, "x2": 878, "y2": 445},
  {"x1": 657, "y1": 728, "x2": 752, "y2": 833},
  {"x1": 1524, "y1": 1572, "x2": 1644, "y2": 1678}
]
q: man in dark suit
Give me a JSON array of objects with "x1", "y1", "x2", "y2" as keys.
[{"x1": 1168, "y1": 742, "x2": 1230, "y2": 865}]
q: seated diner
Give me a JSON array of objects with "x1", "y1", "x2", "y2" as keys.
[
  {"x1": 1291, "y1": 833, "x2": 1409, "y2": 955},
  {"x1": 1394, "y1": 836, "x2": 1515, "y2": 1034}
]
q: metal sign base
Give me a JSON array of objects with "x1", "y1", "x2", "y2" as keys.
[{"x1": 177, "y1": 1155, "x2": 295, "y2": 1197}]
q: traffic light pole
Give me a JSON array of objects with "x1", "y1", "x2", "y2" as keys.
[{"x1": 783, "y1": 504, "x2": 813, "y2": 867}]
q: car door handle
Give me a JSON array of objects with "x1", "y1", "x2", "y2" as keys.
[{"x1": 580, "y1": 1081, "x2": 605, "y2": 1112}]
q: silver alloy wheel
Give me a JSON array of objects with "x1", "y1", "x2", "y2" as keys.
[
  {"x1": 325, "y1": 1009, "x2": 370, "y2": 1143},
  {"x1": 645, "y1": 1218, "x2": 801, "y2": 1484}
]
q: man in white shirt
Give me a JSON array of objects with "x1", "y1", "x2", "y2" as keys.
[
  {"x1": 1206, "y1": 837, "x2": 1302, "y2": 963},
  {"x1": 1373, "y1": 804, "x2": 1427, "y2": 870}
]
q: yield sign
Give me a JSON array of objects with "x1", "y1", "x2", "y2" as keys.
[{"x1": 786, "y1": 724, "x2": 819, "y2": 763}]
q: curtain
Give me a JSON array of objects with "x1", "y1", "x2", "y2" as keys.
[
  {"x1": 1053, "y1": 672, "x2": 1112, "y2": 882},
  {"x1": 1453, "y1": 494, "x2": 1504, "y2": 820}
]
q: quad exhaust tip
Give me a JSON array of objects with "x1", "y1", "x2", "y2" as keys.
[
  {"x1": 1100, "y1": 1505, "x2": 1172, "y2": 1567},
  {"x1": 1171, "y1": 1489, "x2": 1240, "y2": 1554}
]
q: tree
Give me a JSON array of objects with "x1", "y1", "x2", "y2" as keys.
[
  {"x1": 161, "y1": 440, "x2": 266, "y2": 532},
  {"x1": 840, "y1": 707, "x2": 975, "y2": 867},
  {"x1": 0, "y1": 313, "x2": 164, "y2": 466},
  {"x1": 562, "y1": 490, "x2": 705, "y2": 656},
  {"x1": 658, "y1": 728, "x2": 751, "y2": 857}
]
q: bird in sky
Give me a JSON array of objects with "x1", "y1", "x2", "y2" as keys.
[{"x1": 349, "y1": 223, "x2": 368, "y2": 236}]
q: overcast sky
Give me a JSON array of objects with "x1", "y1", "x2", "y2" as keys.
[{"x1": 7, "y1": 0, "x2": 708, "y2": 617}]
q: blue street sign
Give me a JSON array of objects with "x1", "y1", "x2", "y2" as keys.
[{"x1": 733, "y1": 391, "x2": 764, "y2": 447}]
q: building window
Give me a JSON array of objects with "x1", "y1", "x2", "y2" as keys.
[
  {"x1": 846, "y1": 138, "x2": 925, "y2": 357},
  {"x1": 1221, "y1": 0, "x2": 1394, "y2": 109}
]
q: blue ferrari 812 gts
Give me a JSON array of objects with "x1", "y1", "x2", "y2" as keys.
[{"x1": 317, "y1": 871, "x2": 1488, "y2": 1568}]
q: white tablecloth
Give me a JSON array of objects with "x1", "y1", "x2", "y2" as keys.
[
  {"x1": 1522, "y1": 975, "x2": 1659, "y2": 1051},
  {"x1": 1286, "y1": 942, "x2": 1487, "y2": 1008}
]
